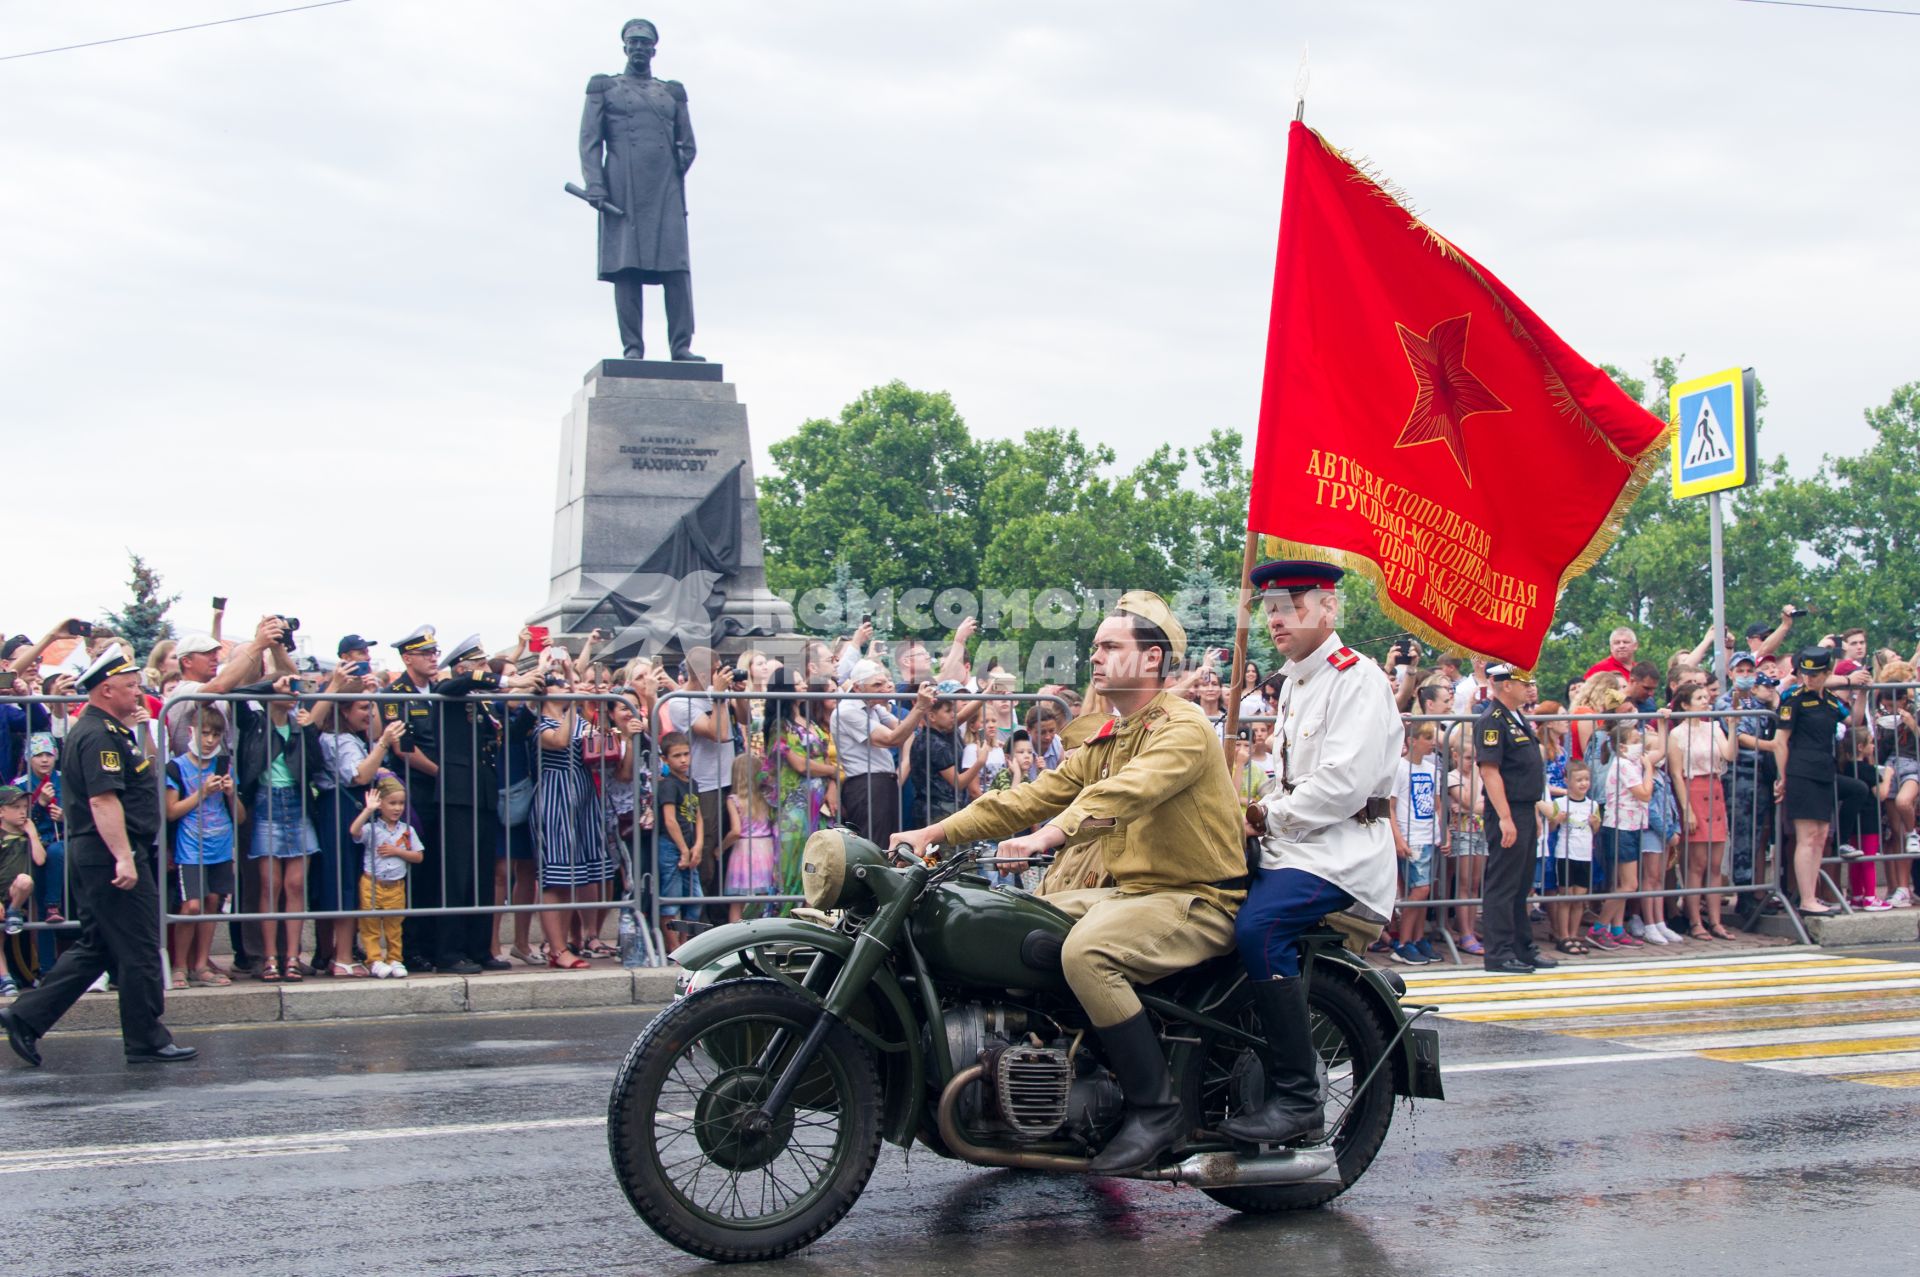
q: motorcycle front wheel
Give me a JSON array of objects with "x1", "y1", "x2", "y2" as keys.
[
  {"x1": 608, "y1": 977, "x2": 883, "y2": 1262},
  {"x1": 1195, "y1": 970, "x2": 1394, "y2": 1214}
]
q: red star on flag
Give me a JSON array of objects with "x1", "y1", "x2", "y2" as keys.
[{"x1": 1392, "y1": 313, "x2": 1510, "y2": 484}]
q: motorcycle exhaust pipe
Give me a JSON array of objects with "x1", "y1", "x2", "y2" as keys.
[
  {"x1": 1137, "y1": 1147, "x2": 1342, "y2": 1188},
  {"x1": 936, "y1": 1064, "x2": 1343, "y2": 1188},
  {"x1": 937, "y1": 1064, "x2": 1098, "y2": 1173}
]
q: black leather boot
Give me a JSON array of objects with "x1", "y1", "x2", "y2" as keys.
[
  {"x1": 1219, "y1": 976, "x2": 1324, "y2": 1145},
  {"x1": 1088, "y1": 1012, "x2": 1187, "y2": 1174}
]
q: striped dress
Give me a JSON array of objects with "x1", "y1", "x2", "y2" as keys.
[{"x1": 535, "y1": 714, "x2": 614, "y2": 889}]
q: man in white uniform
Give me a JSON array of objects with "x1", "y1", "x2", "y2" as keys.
[{"x1": 1222, "y1": 560, "x2": 1402, "y2": 1145}]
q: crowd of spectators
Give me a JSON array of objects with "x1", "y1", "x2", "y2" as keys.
[
  {"x1": 2, "y1": 597, "x2": 1916, "y2": 994},
  {"x1": 1369, "y1": 609, "x2": 1920, "y2": 963}
]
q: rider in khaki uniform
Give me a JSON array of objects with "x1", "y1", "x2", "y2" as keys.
[{"x1": 896, "y1": 592, "x2": 1245, "y2": 1173}]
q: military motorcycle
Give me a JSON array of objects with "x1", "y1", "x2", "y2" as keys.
[{"x1": 608, "y1": 829, "x2": 1444, "y2": 1262}]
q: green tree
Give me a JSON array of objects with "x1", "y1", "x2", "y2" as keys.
[
  {"x1": 1803, "y1": 381, "x2": 1920, "y2": 645},
  {"x1": 102, "y1": 551, "x2": 178, "y2": 662},
  {"x1": 759, "y1": 381, "x2": 985, "y2": 600}
]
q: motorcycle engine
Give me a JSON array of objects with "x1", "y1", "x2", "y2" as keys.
[{"x1": 942, "y1": 1004, "x2": 1126, "y2": 1149}]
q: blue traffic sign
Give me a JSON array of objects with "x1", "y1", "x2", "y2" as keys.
[{"x1": 1669, "y1": 368, "x2": 1754, "y2": 499}]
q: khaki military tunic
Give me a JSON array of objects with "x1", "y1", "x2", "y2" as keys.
[
  {"x1": 1040, "y1": 712, "x2": 1119, "y2": 894},
  {"x1": 942, "y1": 692, "x2": 1245, "y2": 1026}
]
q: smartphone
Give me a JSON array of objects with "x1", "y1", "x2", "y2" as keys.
[
  {"x1": 66, "y1": 619, "x2": 93, "y2": 638},
  {"x1": 861, "y1": 613, "x2": 873, "y2": 624},
  {"x1": 212, "y1": 595, "x2": 228, "y2": 611},
  {"x1": 288, "y1": 678, "x2": 306, "y2": 694},
  {"x1": 528, "y1": 625, "x2": 549, "y2": 653},
  {"x1": 214, "y1": 755, "x2": 230, "y2": 778},
  {"x1": 0, "y1": 671, "x2": 15, "y2": 691},
  {"x1": 1787, "y1": 607, "x2": 1810, "y2": 618},
  {"x1": 348, "y1": 661, "x2": 371, "y2": 677}
]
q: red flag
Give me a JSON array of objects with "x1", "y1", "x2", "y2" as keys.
[{"x1": 1248, "y1": 122, "x2": 1667, "y2": 669}]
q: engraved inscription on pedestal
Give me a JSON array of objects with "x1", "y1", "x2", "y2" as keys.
[{"x1": 533, "y1": 360, "x2": 794, "y2": 658}]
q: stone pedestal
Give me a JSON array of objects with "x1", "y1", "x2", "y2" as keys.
[{"x1": 532, "y1": 360, "x2": 796, "y2": 660}]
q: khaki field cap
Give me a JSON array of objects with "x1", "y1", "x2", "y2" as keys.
[{"x1": 1115, "y1": 590, "x2": 1186, "y2": 664}]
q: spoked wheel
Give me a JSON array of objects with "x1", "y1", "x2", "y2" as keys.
[
  {"x1": 608, "y1": 978, "x2": 882, "y2": 1262},
  {"x1": 1193, "y1": 971, "x2": 1394, "y2": 1213}
]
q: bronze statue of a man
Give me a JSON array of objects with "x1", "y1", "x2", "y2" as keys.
[{"x1": 580, "y1": 19, "x2": 703, "y2": 362}]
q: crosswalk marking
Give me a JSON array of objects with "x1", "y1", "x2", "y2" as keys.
[
  {"x1": 1402, "y1": 949, "x2": 1920, "y2": 1089},
  {"x1": 1839, "y1": 1069, "x2": 1920, "y2": 1088}
]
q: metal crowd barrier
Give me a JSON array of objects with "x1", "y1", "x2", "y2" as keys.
[
  {"x1": 1231, "y1": 704, "x2": 1812, "y2": 963},
  {"x1": 652, "y1": 688, "x2": 1072, "y2": 953},
  {"x1": 0, "y1": 694, "x2": 87, "y2": 989},
  {"x1": 1803, "y1": 680, "x2": 1920, "y2": 916},
  {"x1": 1400, "y1": 708, "x2": 1806, "y2": 958},
  {"x1": 159, "y1": 689, "x2": 658, "y2": 973}
]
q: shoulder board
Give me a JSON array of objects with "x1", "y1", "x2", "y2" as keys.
[
  {"x1": 1091, "y1": 716, "x2": 1117, "y2": 742},
  {"x1": 664, "y1": 79, "x2": 687, "y2": 101},
  {"x1": 587, "y1": 74, "x2": 614, "y2": 93},
  {"x1": 1327, "y1": 646, "x2": 1359, "y2": 671}
]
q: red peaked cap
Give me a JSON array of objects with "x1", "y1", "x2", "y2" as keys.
[{"x1": 1250, "y1": 560, "x2": 1345, "y2": 593}]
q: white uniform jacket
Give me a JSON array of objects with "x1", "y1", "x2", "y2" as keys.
[{"x1": 1258, "y1": 632, "x2": 1403, "y2": 923}]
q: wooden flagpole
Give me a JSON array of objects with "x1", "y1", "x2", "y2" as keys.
[{"x1": 1222, "y1": 529, "x2": 1260, "y2": 768}]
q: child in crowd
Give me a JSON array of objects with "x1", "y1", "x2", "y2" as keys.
[
  {"x1": 351, "y1": 778, "x2": 424, "y2": 978},
  {"x1": 985, "y1": 732, "x2": 1043, "y2": 889},
  {"x1": 16, "y1": 734, "x2": 66, "y2": 962},
  {"x1": 1446, "y1": 726, "x2": 1487, "y2": 956},
  {"x1": 1592, "y1": 720, "x2": 1655, "y2": 950},
  {"x1": 655, "y1": 732, "x2": 703, "y2": 953},
  {"x1": 1838, "y1": 732, "x2": 1893, "y2": 913},
  {"x1": 165, "y1": 707, "x2": 242, "y2": 987},
  {"x1": 1546, "y1": 760, "x2": 1600, "y2": 955},
  {"x1": 1390, "y1": 723, "x2": 1447, "y2": 965},
  {"x1": 721, "y1": 752, "x2": 779, "y2": 921},
  {"x1": 0, "y1": 785, "x2": 47, "y2": 996}
]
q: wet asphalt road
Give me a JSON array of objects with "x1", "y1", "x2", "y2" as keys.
[{"x1": 7, "y1": 1004, "x2": 1919, "y2": 1277}]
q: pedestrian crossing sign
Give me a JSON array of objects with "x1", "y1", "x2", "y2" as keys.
[{"x1": 1669, "y1": 367, "x2": 1756, "y2": 498}]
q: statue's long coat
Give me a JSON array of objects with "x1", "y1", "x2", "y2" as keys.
[{"x1": 580, "y1": 73, "x2": 695, "y2": 279}]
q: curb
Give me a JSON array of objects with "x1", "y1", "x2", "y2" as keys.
[
  {"x1": 45, "y1": 967, "x2": 681, "y2": 1033},
  {"x1": 1755, "y1": 910, "x2": 1920, "y2": 947}
]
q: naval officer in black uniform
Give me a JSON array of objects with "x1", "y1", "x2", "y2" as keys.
[
  {"x1": 382, "y1": 626, "x2": 445, "y2": 970},
  {"x1": 432, "y1": 635, "x2": 509, "y2": 972},
  {"x1": 1, "y1": 649, "x2": 195, "y2": 1066},
  {"x1": 1475, "y1": 664, "x2": 1557, "y2": 974}
]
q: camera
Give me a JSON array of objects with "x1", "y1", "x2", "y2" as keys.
[
  {"x1": 731, "y1": 667, "x2": 750, "y2": 689},
  {"x1": 274, "y1": 616, "x2": 300, "y2": 650}
]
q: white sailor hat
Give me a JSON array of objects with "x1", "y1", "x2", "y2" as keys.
[
  {"x1": 1486, "y1": 664, "x2": 1534, "y2": 684},
  {"x1": 439, "y1": 634, "x2": 486, "y2": 670},
  {"x1": 394, "y1": 625, "x2": 439, "y2": 655},
  {"x1": 76, "y1": 646, "x2": 139, "y2": 691}
]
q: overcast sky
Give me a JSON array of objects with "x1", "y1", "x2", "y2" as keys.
[{"x1": 4, "y1": 0, "x2": 1915, "y2": 661}]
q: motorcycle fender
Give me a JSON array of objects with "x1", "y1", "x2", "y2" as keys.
[
  {"x1": 1308, "y1": 945, "x2": 1443, "y2": 1100},
  {"x1": 672, "y1": 918, "x2": 926, "y2": 1145}
]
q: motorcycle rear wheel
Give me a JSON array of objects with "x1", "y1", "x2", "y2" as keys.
[
  {"x1": 1197, "y1": 972, "x2": 1394, "y2": 1214},
  {"x1": 608, "y1": 978, "x2": 883, "y2": 1262}
]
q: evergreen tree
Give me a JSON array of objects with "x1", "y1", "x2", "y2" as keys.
[
  {"x1": 1171, "y1": 545, "x2": 1238, "y2": 665},
  {"x1": 102, "y1": 552, "x2": 178, "y2": 663}
]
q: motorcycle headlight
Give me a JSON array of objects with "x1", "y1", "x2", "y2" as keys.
[{"x1": 801, "y1": 829, "x2": 849, "y2": 910}]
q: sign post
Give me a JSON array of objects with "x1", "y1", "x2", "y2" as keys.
[{"x1": 1669, "y1": 367, "x2": 1759, "y2": 676}]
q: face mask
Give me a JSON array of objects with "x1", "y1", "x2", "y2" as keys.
[{"x1": 1734, "y1": 675, "x2": 1756, "y2": 690}]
